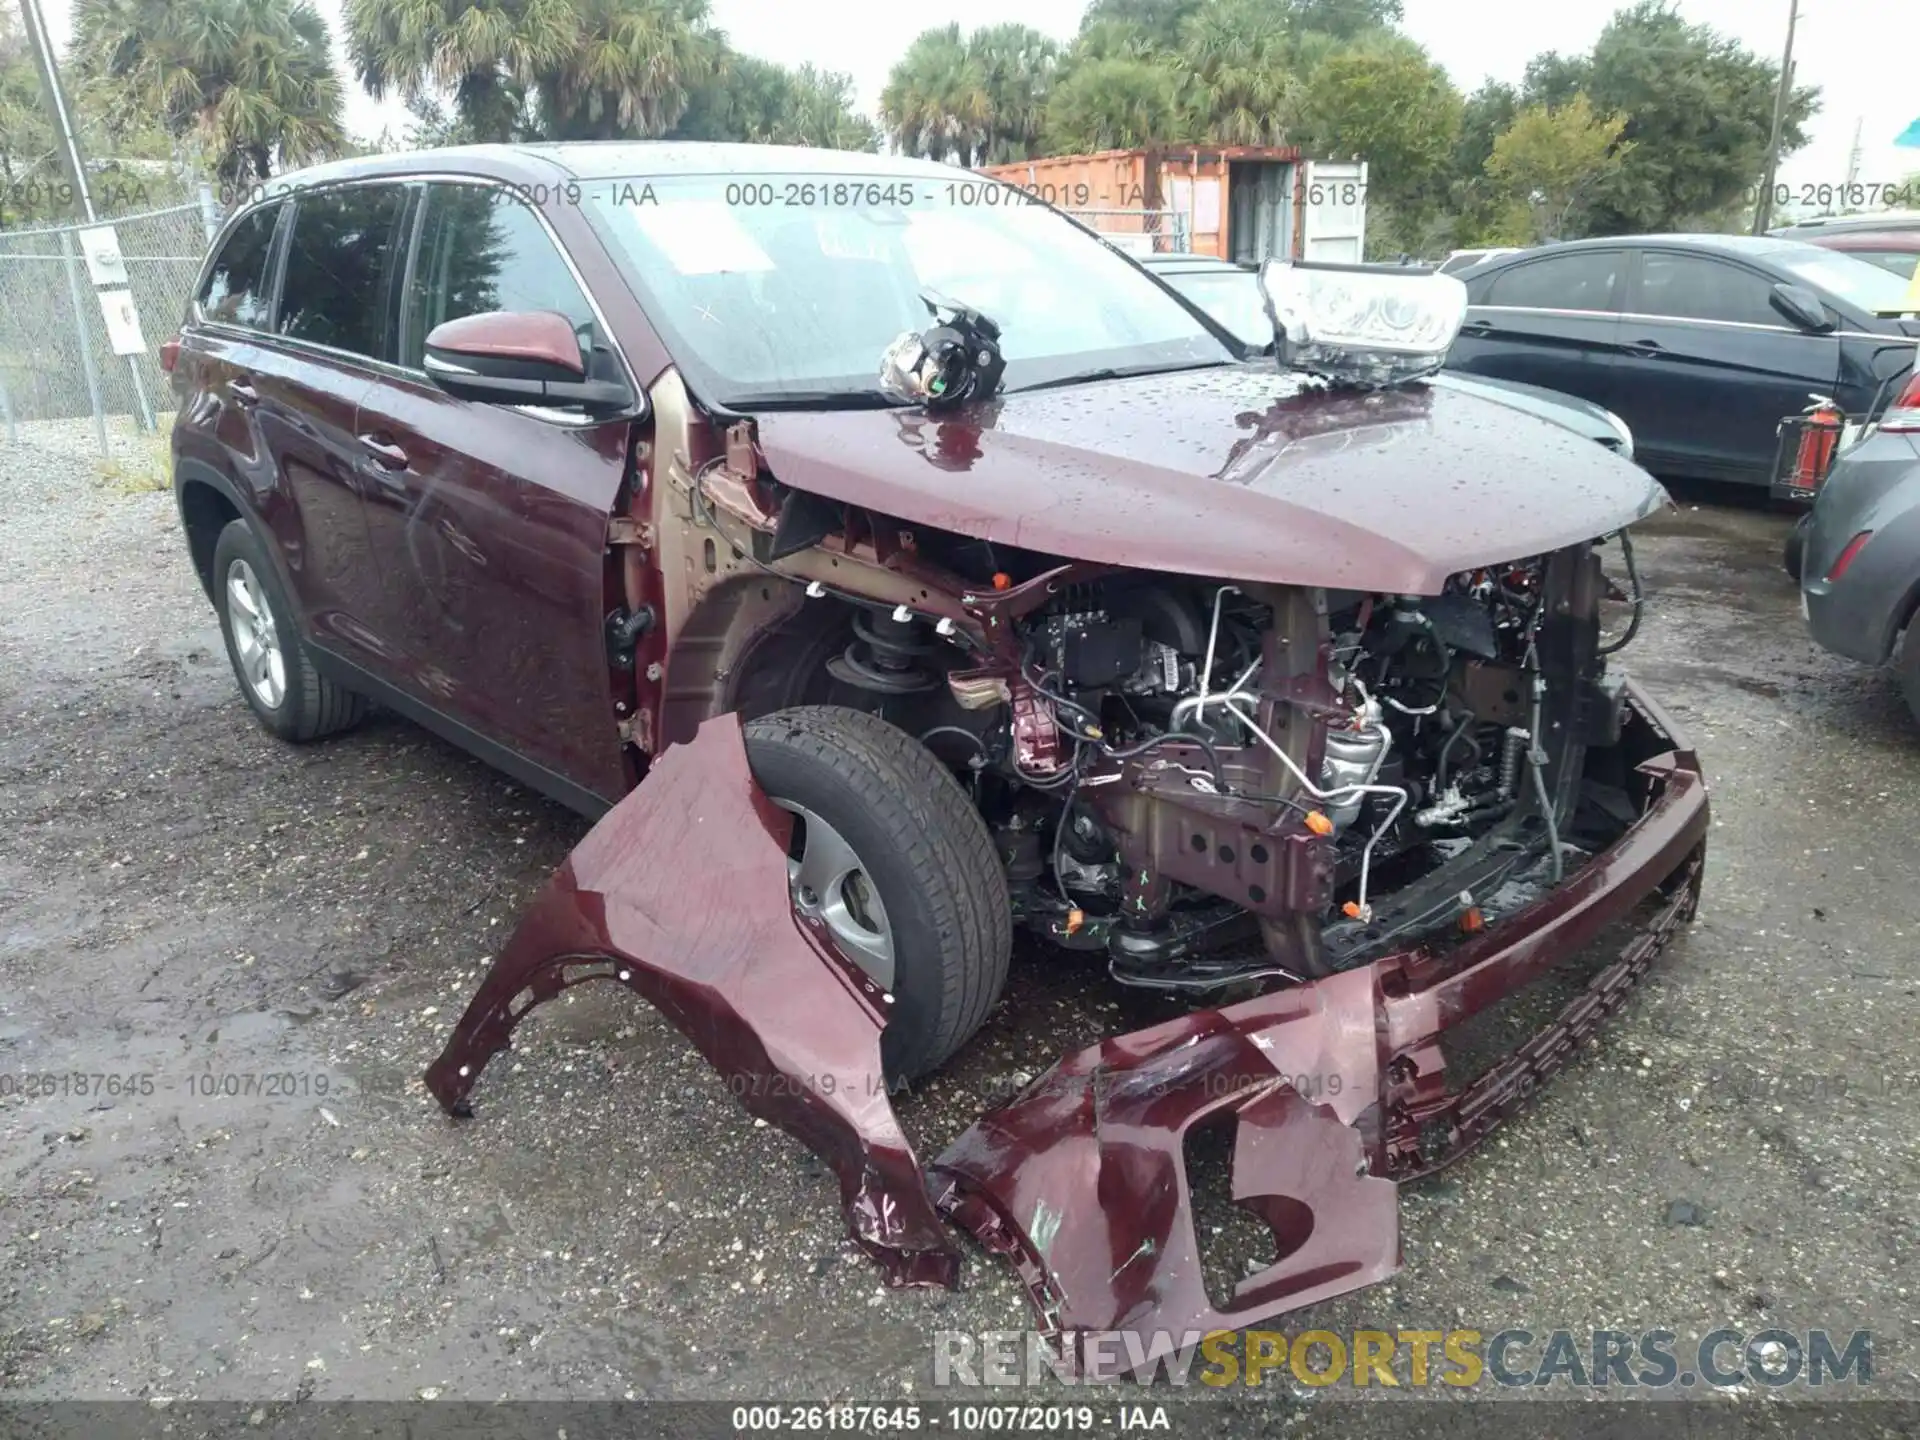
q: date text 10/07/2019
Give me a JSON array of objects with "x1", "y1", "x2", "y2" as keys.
[{"x1": 730, "y1": 1404, "x2": 1173, "y2": 1432}]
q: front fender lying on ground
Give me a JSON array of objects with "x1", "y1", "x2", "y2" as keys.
[
  {"x1": 428, "y1": 690, "x2": 1709, "y2": 1375},
  {"x1": 423, "y1": 715, "x2": 962, "y2": 1287}
]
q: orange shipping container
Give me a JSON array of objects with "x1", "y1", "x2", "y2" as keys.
[{"x1": 978, "y1": 146, "x2": 1310, "y2": 262}]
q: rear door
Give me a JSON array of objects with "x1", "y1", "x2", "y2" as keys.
[
  {"x1": 349, "y1": 180, "x2": 635, "y2": 806},
  {"x1": 1612, "y1": 248, "x2": 1842, "y2": 484},
  {"x1": 1450, "y1": 248, "x2": 1627, "y2": 413},
  {"x1": 255, "y1": 182, "x2": 411, "y2": 657}
]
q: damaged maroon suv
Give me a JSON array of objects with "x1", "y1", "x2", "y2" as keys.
[{"x1": 170, "y1": 144, "x2": 1708, "y2": 1369}]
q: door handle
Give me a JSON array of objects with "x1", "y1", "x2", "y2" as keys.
[
  {"x1": 1626, "y1": 339, "x2": 1665, "y2": 358},
  {"x1": 1459, "y1": 320, "x2": 1494, "y2": 337},
  {"x1": 357, "y1": 434, "x2": 410, "y2": 470},
  {"x1": 228, "y1": 378, "x2": 259, "y2": 405}
]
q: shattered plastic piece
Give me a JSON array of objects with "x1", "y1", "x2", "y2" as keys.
[{"x1": 425, "y1": 715, "x2": 962, "y2": 1288}]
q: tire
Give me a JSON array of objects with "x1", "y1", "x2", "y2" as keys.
[
  {"x1": 743, "y1": 706, "x2": 1011, "y2": 1080},
  {"x1": 211, "y1": 518, "x2": 366, "y2": 742},
  {"x1": 1899, "y1": 627, "x2": 1920, "y2": 730},
  {"x1": 1784, "y1": 513, "x2": 1811, "y2": 584}
]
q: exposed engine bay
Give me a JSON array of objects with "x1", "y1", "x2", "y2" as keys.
[{"x1": 710, "y1": 470, "x2": 1643, "y2": 994}]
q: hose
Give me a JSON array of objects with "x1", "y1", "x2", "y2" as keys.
[{"x1": 1598, "y1": 529, "x2": 1643, "y2": 656}]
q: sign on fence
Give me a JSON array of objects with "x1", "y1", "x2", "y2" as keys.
[
  {"x1": 77, "y1": 224, "x2": 130, "y2": 287},
  {"x1": 97, "y1": 288, "x2": 147, "y2": 356}
]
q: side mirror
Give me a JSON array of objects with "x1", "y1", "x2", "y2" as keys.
[
  {"x1": 1771, "y1": 283, "x2": 1834, "y2": 333},
  {"x1": 423, "y1": 310, "x2": 638, "y2": 415}
]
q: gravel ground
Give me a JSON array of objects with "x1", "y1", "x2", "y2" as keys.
[{"x1": 2, "y1": 419, "x2": 1917, "y2": 1435}]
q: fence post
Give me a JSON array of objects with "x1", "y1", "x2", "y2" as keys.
[
  {"x1": 59, "y1": 228, "x2": 109, "y2": 458},
  {"x1": 198, "y1": 183, "x2": 222, "y2": 243}
]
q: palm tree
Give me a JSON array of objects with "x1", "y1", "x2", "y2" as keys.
[
  {"x1": 537, "y1": 0, "x2": 721, "y2": 139},
  {"x1": 345, "y1": 0, "x2": 576, "y2": 141},
  {"x1": 1041, "y1": 56, "x2": 1182, "y2": 153},
  {"x1": 72, "y1": 0, "x2": 344, "y2": 184},
  {"x1": 880, "y1": 24, "x2": 989, "y2": 165},
  {"x1": 1177, "y1": 0, "x2": 1297, "y2": 145},
  {"x1": 968, "y1": 24, "x2": 1058, "y2": 163}
]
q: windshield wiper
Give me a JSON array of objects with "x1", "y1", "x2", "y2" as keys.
[
  {"x1": 722, "y1": 389, "x2": 903, "y2": 412},
  {"x1": 1009, "y1": 359, "x2": 1234, "y2": 395}
]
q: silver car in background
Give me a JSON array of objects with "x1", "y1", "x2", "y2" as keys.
[{"x1": 1800, "y1": 366, "x2": 1920, "y2": 723}]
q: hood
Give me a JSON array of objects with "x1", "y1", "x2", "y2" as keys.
[
  {"x1": 748, "y1": 366, "x2": 1667, "y2": 595},
  {"x1": 1433, "y1": 371, "x2": 1624, "y2": 443}
]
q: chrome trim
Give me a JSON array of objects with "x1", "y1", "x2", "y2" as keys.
[{"x1": 1468, "y1": 305, "x2": 1917, "y2": 345}]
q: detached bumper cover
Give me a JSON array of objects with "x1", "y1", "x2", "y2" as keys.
[{"x1": 429, "y1": 686, "x2": 1707, "y2": 1369}]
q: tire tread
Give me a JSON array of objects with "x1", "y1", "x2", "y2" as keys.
[{"x1": 744, "y1": 706, "x2": 1010, "y2": 1076}]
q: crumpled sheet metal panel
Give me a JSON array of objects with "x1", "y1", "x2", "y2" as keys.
[
  {"x1": 424, "y1": 714, "x2": 962, "y2": 1288},
  {"x1": 931, "y1": 967, "x2": 1400, "y2": 1377}
]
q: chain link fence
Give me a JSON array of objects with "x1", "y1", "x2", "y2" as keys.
[
  {"x1": 1061, "y1": 207, "x2": 1192, "y2": 257},
  {"x1": 0, "y1": 199, "x2": 218, "y2": 454}
]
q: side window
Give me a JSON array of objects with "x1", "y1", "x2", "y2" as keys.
[
  {"x1": 1479, "y1": 252, "x2": 1623, "y2": 312},
  {"x1": 400, "y1": 185, "x2": 596, "y2": 369},
  {"x1": 1857, "y1": 250, "x2": 1919, "y2": 280},
  {"x1": 1636, "y1": 253, "x2": 1782, "y2": 327},
  {"x1": 277, "y1": 185, "x2": 409, "y2": 358},
  {"x1": 198, "y1": 204, "x2": 282, "y2": 328}
]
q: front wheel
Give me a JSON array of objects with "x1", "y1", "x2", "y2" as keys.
[{"x1": 743, "y1": 706, "x2": 1011, "y2": 1081}]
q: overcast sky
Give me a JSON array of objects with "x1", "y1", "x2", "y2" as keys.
[{"x1": 38, "y1": 0, "x2": 1920, "y2": 199}]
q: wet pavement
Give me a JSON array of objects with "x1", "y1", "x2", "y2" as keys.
[{"x1": 1, "y1": 449, "x2": 1916, "y2": 1429}]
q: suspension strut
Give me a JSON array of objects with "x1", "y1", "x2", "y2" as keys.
[{"x1": 826, "y1": 609, "x2": 941, "y2": 694}]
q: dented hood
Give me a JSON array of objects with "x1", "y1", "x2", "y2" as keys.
[{"x1": 749, "y1": 366, "x2": 1666, "y2": 594}]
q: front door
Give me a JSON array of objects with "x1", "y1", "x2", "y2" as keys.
[
  {"x1": 1452, "y1": 248, "x2": 1627, "y2": 418},
  {"x1": 351, "y1": 180, "x2": 635, "y2": 805},
  {"x1": 1611, "y1": 249, "x2": 1842, "y2": 484}
]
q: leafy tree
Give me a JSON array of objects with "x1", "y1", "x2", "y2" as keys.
[
  {"x1": 761, "y1": 64, "x2": 877, "y2": 151},
  {"x1": 1292, "y1": 34, "x2": 1461, "y2": 220},
  {"x1": 1041, "y1": 55, "x2": 1182, "y2": 153},
  {"x1": 1074, "y1": 0, "x2": 1204, "y2": 51},
  {"x1": 1520, "y1": 0, "x2": 1818, "y2": 232},
  {"x1": 879, "y1": 24, "x2": 989, "y2": 164},
  {"x1": 1485, "y1": 93, "x2": 1630, "y2": 242},
  {"x1": 1276, "y1": 0, "x2": 1403, "y2": 42},
  {"x1": 72, "y1": 0, "x2": 344, "y2": 185}
]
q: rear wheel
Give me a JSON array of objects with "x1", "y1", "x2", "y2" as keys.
[
  {"x1": 1784, "y1": 513, "x2": 1811, "y2": 583},
  {"x1": 212, "y1": 519, "x2": 365, "y2": 742},
  {"x1": 1899, "y1": 627, "x2": 1920, "y2": 729},
  {"x1": 743, "y1": 706, "x2": 1011, "y2": 1080}
]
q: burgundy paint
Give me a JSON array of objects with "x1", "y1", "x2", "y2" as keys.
[
  {"x1": 428, "y1": 685, "x2": 1707, "y2": 1364},
  {"x1": 931, "y1": 682, "x2": 1708, "y2": 1375},
  {"x1": 424, "y1": 715, "x2": 962, "y2": 1287},
  {"x1": 424, "y1": 309, "x2": 588, "y2": 375},
  {"x1": 752, "y1": 369, "x2": 1668, "y2": 595}
]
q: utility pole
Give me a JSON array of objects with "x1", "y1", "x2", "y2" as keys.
[
  {"x1": 1843, "y1": 115, "x2": 1864, "y2": 192},
  {"x1": 16, "y1": 0, "x2": 96, "y2": 223},
  {"x1": 1751, "y1": 0, "x2": 1800, "y2": 234}
]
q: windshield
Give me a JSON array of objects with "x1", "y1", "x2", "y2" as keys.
[
  {"x1": 585, "y1": 175, "x2": 1234, "y2": 406},
  {"x1": 1775, "y1": 247, "x2": 1918, "y2": 314},
  {"x1": 1152, "y1": 267, "x2": 1272, "y2": 349}
]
